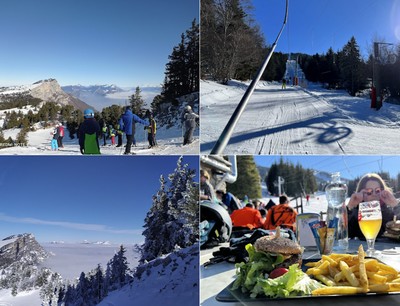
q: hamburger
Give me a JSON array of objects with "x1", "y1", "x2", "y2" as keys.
[
  {"x1": 385, "y1": 216, "x2": 400, "y2": 238},
  {"x1": 254, "y1": 232, "x2": 303, "y2": 269}
]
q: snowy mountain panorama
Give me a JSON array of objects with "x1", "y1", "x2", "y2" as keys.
[
  {"x1": 0, "y1": 79, "x2": 93, "y2": 111},
  {"x1": 200, "y1": 79, "x2": 400, "y2": 155},
  {"x1": 62, "y1": 84, "x2": 162, "y2": 112},
  {"x1": 0, "y1": 80, "x2": 199, "y2": 155},
  {"x1": 0, "y1": 234, "x2": 199, "y2": 306}
]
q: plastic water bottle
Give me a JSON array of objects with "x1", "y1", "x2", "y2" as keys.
[{"x1": 325, "y1": 172, "x2": 348, "y2": 252}]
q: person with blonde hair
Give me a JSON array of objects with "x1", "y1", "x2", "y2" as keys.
[
  {"x1": 200, "y1": 169, "x2": 215, "y2": 201},
  {"x1": 347, "y1": 173, "x2": 400, "y2": 239}
]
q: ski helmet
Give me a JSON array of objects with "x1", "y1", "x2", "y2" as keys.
[
  {"x1": 185, "y1": 105, "x2": 192, "y2": 111},
  {"x1": 84, "y1": 109, "x2": 94, "y2": 119}
]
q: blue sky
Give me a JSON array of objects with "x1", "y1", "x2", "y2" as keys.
[
  {"x1": 0, "y1": 0, "x2": 198, "y2": 87},
  {"x1": 254, "y1": 155, "x2": 400, "y2": 181},
  {"x1": 252, "y1": 0, "x2": 400, "y2": 58},
  {"x1": 0, "y1": 155, "x2": 199, "y2": 244}
]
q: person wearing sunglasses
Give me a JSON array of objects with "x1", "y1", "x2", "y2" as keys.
[{"x1": 347, "y1": 173, "x2": 400, "y2": 239}]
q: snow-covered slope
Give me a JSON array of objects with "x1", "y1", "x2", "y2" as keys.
[
  {"x1": 98, "y1": 244, "x2": 199, "y2": 306},
  {"x1": 200, "y1": 80, "x2": 400, "y2": 154},
  {"x1": 0, "y1": 123, "x2": 199, "y2": 155}
]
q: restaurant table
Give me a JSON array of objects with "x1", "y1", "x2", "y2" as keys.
[{"x1": 200, "y1": 237, "x2": 400, "y2": 306}]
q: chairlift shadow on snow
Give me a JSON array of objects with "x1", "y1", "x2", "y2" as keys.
[{"x1": 200, "y1": 112, "x2": 352, "y2": 153}]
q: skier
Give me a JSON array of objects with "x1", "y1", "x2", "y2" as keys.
[
  {"x1": 115, "y1": 123, "x2": 123, "y2": 147},
  {"x1": 109, "y1": 125, "x2": 116, "y2": 145},
  {"x1": 101, "y1": 123, "x2": 108, "y2": 146},
  {"x1": 182, "y1": 105, "x2": 199, "y2": 145},
  {"x1": 282, "y1": 78, "x2": 287, "y2": 90},
  {"x1": 57, "y1": 122, "x2": 65, "y2": 148},
  {"x1": 119, "y1": 106, "x2": 149, "y2": 155},
  {"x1": 51, "y1": 124, "x2": 59, "y2": 151},
  {"x1": 145, "y1": 113, "x2": 157, "y2": 148},
  {"x1": 78, "y1": 109, "x2": 101, "y2": 155}
]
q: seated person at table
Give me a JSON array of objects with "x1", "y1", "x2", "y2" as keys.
[
  {"x1": 264, "y1": 195, "x2": 298, "y2": 231},
  {"x1": 216, "y1": 190, "x2": 240, "y2": 213},
  {"x1": 347, "y1": 173, "x2": 400, "y2": 239},
  {"x1": 230, "y1": 203, "x2": 264, "y2": 229}
]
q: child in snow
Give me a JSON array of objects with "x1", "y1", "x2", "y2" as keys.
[
  {"x1": 51, "y1": 126, "x2": 59, "y2": 151},
  {"x1": 109, "y1": 125, "x2": 116, "y2": 145}
]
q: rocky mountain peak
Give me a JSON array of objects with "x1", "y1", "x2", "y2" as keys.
[
  {"x1": 0, "y1": 233, "x2": 48, "y2": 269},
  {"x1": 28, "y1": 79, "x2": 94, "y2": 111}
]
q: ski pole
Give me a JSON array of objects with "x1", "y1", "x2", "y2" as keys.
[{"x1": 210, "y1": 0, "x2": 289, "y2": 155}]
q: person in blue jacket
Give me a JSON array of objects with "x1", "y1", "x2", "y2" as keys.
[
  {"x1": 78, "y1": 109, "x2": 101, "y2": 154},
  {"x1": 119, "y1": 106, "x2": 149, "y2": 154}
]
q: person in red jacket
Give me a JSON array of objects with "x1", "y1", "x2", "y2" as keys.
[
  {"x1": 57, "y1": 123, "x2": 65, "y2": 148},
  {"x1": 230, "y1": 203, "x2": 264, "y2": 230}
]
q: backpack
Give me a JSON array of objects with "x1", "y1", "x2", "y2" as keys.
[{"x1": 84, "y1": 133, "x2": 100, "y2": 154}]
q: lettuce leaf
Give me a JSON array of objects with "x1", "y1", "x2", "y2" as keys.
[
  {"x1": 251, "y1": 264, "x2": 326, "y2": 298},
  {"x1": 232, "y1": 243, "x2": 326, "y2": 298}
]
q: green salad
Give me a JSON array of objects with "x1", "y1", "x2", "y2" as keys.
[{"x1": 232, "y1": 243, "x2": 325, "y2": 298}]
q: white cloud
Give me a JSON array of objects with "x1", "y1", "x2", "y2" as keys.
[{"x1": 0, "y1": 213, "x2": 141, "y2": 235}]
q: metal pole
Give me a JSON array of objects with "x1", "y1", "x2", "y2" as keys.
[{"x1": 210, "y1": 0, "x2": 289, "y2": 155}]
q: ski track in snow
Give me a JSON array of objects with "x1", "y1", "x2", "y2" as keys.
[{"x1": 200, "y1": 80, "x2": 400, "y2": 155}]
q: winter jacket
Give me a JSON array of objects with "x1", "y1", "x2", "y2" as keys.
[
  {"x1": 348, "y1": 200, "x2": 400, "y2": 239},
  {"x1": 52, "y1": 128, "x2": 59, "y2": 140},
  {"x1": 146, "y1": 118, "x2": 157, "y2": 135},
  {"x1": 119, "y1": 110, "x2": 149, "y2": 135},
  {"x1": 264, "y1": 204, "x2": 298, "y2": 231},
  {"x1": 184, "y1": 110, "x2": 199, "y2": 129},
  {"x1": 58, "y1": 126, "x2": 65, "y2": 137},
  {"x1": 78, "y1": 118, "x2": 101, "y2": 154},
  {"x1": 230, "y1": 207, "x2": 264, "y2": 229}
]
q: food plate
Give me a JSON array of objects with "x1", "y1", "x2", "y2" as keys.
[{"x1": 215, "y1": 258, "x2": 400, "y2": 302}]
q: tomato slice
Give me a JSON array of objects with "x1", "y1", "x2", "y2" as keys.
[{"x1": 269, "y1": 267, "x2": 289, "y2": 279}]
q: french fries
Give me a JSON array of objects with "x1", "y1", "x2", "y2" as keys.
[{"x1": 307, "y1": 245, "x2": 400, "y2": 296}]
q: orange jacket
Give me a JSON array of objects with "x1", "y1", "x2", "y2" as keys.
[
  {"x1": 264, "y1": 204, "x2": 297, "y2": 231},
  {"x1": 230, "y1": 207, "x2": 264, "y2": 229}
]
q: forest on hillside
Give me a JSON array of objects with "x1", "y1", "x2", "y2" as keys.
[{"x1": 201, "y1": 0, "x2": 400, "y2": 99}]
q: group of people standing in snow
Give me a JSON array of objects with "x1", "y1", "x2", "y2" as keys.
[
  {"x1": 53, "y1": 104, "x2": 198, "y2": 155},
  {"x1": 78, "y1": 106, "x2": 151, "y2": 155}
]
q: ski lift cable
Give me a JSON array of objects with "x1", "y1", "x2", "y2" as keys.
[{"x1": 210, "y1": 0, "x2": 289, "y2": 155}]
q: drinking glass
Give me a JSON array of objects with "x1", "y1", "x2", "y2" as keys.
[{"x1": 358, "y1": 201, "x2": 382, "y2": 256}]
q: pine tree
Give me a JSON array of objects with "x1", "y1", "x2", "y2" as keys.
[
  {"x1": 108, "y1": 245, "x2": 130, "y2": 289},
  {"x1": 129, "y1": 86, "x2": 145, "y2": 114},
  {"x1": 340, "y1": 36, "x2": 366, "y2": 96},
  {"x1": 141, "y1": 175, "x2": 170, "y2": 263},
  {"x1": 228, "y1": 155, "x2": 261, "y2": 199},
  {"x1": 141, "y1": 157, "x2": 199, "y2": 263},
  {"x1": 162, "y1": 20, "x2": 199, "y2": 99}
]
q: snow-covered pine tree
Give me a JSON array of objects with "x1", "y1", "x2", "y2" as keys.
[
  {"x1": 166, "y1": 156, "x2": 199, "y2": 249},
  {"x1": 141, "y1": 156, "x2": 199, "y2": 263},
  {"x1": 141, "y1": 175, "x2": 170, "y2": 263},
  {"x1": 92, "y1": 264, "x2": 105, "y2": 303},
  {"x1": 108, "y1": 245, "x2": 131, "y2": 289},
  {"x1": 75, "y1": 272, "x2": 90, "y2": 305}
]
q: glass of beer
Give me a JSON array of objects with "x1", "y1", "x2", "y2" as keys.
[{"x1": 358, "y1": 200, "x2": 382, "y2": 256}]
